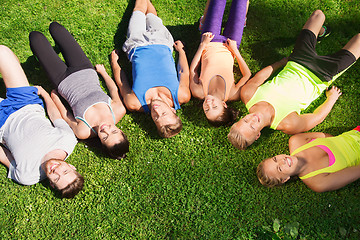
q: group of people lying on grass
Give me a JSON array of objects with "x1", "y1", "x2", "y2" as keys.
[{"x1": 1, "y1": 0, "x2": 360, "y2": 198}]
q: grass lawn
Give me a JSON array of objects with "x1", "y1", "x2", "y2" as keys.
[{"x1": 1, "y1": 0, "x2": 360, "y2": 238}]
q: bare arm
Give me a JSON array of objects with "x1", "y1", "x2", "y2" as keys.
[
  {"x1": 289, "y1": 132, "x2": 333, "y2": 153},
  {"x1": 35, "y1": 86, "x2": 62, "y2": 122},
  {"x1": 95, "y1": 64, "x2": 126, "y2": 121},
  {"x1": 280, "y1": 86, "x2": 342, "y2": 135},
  {"x1": 0, "y1": 145, "x2": 13, "y2": 168},
  {"x1": 174, "y1": 40, "x2": 191, "y2": 104},
  {"x1": 240, "y1": 57, "x2": 287, "y2": 104},
  {"x1": 189, "y1": 33, "x2": 214, "y2": 99},
  {"x1": 110, "y1": 50, "x2": 142, "y2": 111},
  {"x1": 225, "y1": 39, "x2": 251, "y2": 101},
  {"x1": 303, "y1": 165, "x2": 360, "y2": 192},
  {"x1": 95, "y1": 64, "x2": 122, "y2": 101},
  {"x1": 50, "y1": 90, "x2": 94, "y2": 139}
]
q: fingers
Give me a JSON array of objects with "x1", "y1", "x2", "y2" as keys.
[{"x1": 95, "y1": 64, "x2": 105, "y2": 73}]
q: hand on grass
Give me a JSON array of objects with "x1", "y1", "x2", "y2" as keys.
[{"x1": 326, "y1": 86, "x2": 342, "y2": 102}]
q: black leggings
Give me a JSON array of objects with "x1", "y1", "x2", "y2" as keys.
[{"x1": 29, "y1": 22, "x2": 94, "y2": 87}]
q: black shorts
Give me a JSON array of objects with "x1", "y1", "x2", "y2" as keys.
[{"x1": 289, "y1": 29, "x2": 356, "y2": 82}]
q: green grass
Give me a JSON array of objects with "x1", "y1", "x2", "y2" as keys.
[{"x1": 1, "y1": 0, "x2": 360, "y2": 238}]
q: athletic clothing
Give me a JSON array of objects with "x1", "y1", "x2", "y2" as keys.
[
  {"x1": 289, "y1": 29, "x2": 356, "y2": 82},
  {"x1": 123, "y1": 11, "x2": 180, "y2": 113},
  {"x1": 246, "y1": 29, "x2": 357, "y2": 129},
  {"x1": 123, "y1": 11, "x2": 174, "y2": 57},
  {"x1": 197, "y1": 0, "x2": 247, "y2": 100},
  {"x1": 202, "y1": 0, "x2": 247, "y2": 48},
  {"x1": 29, "y1": 22, "x2": 94, "y2": 87},
  {"x1": 200, "y1": 42, "x2": 235, "y2": 101},
  {"x1": 130, "y1": 45, "x2": 180, "y2": 113},
  {"x1": 290, "y1": 129, "x2": 360, "y2": 180},
  {"x1": 58, "y1": 69, "x2": 116, "y2": 134},
  {"x1": 0, "y1": 86, "x2": 44, "y2": 128},
  {"x1": 0, "y1": 103, "x2": 77, "y2": 186},
  {"x1": 30, "y1": 22, "x2": 115, "y2": 134},
  {"x1": 246, "y1": 61, "x2": 329, "y2": 129}
]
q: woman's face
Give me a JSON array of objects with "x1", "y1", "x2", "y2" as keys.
[
  {"x1": 203, "y1": 95, "x2": 226, "y2": 121},
  {"x1": 98, "y1": 123, "x2": 125, "y2": 147},
  {"x1": 262, "y1": 154, "x2": 299, "y2": 183}
]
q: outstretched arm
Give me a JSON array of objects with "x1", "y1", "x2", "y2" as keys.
[
  {"x1": 35, "y1": 86, "x2": 62, "y2": 122},
  {"x1": 280, "y1": 86, "x2": 342, "y2": 135},
  {"x1": 304, "y1": 165, "x2": 360, "y2": 192},
  {"x1": 110, "y1": 50, "x2": 142, "y2": 111},
  {"x1": 240, "y1": 57, "x2": 287, "y2": 104},
  {"x1": 189, "y1": 32, "x2": 214, "y2": 99},
  {"x1": 174, "y1": 40, "x2": 191, "y2": 104},
  {"x1": 95, "y1": 64, "x2": 126, "y2": 121},
  {"x1": 50, "y1": 90, "x2": 93, "y2": 139},
  {"x1": 226, "y1": 39, "x2": 251, "y2": 101}
]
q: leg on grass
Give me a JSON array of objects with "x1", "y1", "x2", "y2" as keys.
[
  {"x1": 49, "y1": 22, "x2": 93, "y2": 70},
  {"x1": 342, "y1": 33, "x2": 360, "y2": 60},
  {"x1": 29, "y1": 31, "x2": 68, "y2": 87},
  {"x1": 302, "y1": 10, "x2": 326, "y2": 37},
  {"x1": 223, "y1": 0, "x2": 248, "y2": 48},
  {"x1": 0, "y1": 45, "x2": 29, "y2": 88}
]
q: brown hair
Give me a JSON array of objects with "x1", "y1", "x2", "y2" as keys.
[
  {"x1": 59, "y1": 172, "x2": 84, "y2": 199},
  {"x1": 106, "y1": 132, "x2": 129, "y2": 159},
  {"x1": 157, "y1": 116, "x2": 183, "y2": 138},
  {"x1": 228, "y1": 126, "x2": 251, "y2": 150},
  {"x1": 256, "y1": 160, "x2": 283, "y2": 187},
  {"x1": 207, "y1": 107, "x2": 239, "y2": 127}
]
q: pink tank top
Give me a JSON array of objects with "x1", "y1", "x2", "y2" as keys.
[{"x1": 200, "y1": 42, "x2": 235, "y2": 101}]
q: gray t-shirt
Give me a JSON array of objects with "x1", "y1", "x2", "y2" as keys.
[{"x1": 0, "y1": 104, "x2": 77, "y2": 185}]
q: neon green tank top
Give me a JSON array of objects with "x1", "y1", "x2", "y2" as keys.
[
  {"x1": 246, "y1": 61, "x2": 331, "y2": 129},
  {"x1": 291, "y1": 130, "x2": 360, "y2": 179}
]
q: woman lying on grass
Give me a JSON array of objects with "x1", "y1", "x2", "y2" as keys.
[
  {"x1": 190, "y1": 0, "x2": 251, "y2": 127},
  {"x1": 29, "y1": 22, "x2": 129, "y2": 159},
  {"x1": 257, "y1": 126, "x2": 360, "y2": 192}
]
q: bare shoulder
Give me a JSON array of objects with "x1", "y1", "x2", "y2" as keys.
[{"x1": 277, "y1": 112, "x2": 301, "y2": 134}]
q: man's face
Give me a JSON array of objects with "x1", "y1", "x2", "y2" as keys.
[
  {"x1": 150, "y1": 99, "x2": 178, "y2": 129},
  {"x1": 43, "y1": 159, "x2": 78, "y2": 190}
]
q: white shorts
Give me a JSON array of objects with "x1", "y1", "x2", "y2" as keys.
[{"x1": 122, "y1": 11, "x2": 174, "y2": 57}]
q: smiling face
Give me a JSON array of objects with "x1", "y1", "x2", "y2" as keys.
[
  {"x1": 203, "y1": 95, "x2": 227, "y2": 121},
  {"x1": 232, "y1": 113, "x2": 263, "y2": 143},
  {"x1": 98, "y1": 124, "x2": 125, "y2": 148},
  {"x1": 43, "y1": 159, "x2": 78, "y2": 190},
  {"x1": 150, "y1": 99, "x2": 178, "y2": 129},
  {"x1": 261, "y1": 154, "x2": 299, "y2": 184}
]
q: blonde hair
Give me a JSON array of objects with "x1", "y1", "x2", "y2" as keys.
[
  {"x1": 256, "y1": 160, "x2": 283, "y2": 187},
  {"x1": 227, "y1": 126, "x2": 251, "y2": 150}
]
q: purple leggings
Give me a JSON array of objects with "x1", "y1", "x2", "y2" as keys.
[{"x1": 202, "y1": 0, "x2": 247, "y2": 48}]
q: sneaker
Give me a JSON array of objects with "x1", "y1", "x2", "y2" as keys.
[{"x1": 317, "y1": 25, "x2": 331, "y2": 42}]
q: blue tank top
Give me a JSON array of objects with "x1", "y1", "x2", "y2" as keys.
[{"x1": 129, "y1": 45, "x2": 180, "y2": 113}]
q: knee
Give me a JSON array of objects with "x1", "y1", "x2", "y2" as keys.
[
  {"x1": 0, "y1": 45, "x2": 14, "y2": 59},
  {"x1": 311, "y1": 9, "x2": 325, "y2": 20},
  {"x1": 29, "y1": 31, "x2": 44, "y2": 43}
]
